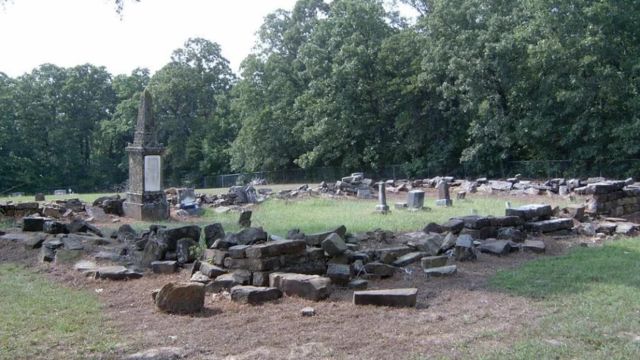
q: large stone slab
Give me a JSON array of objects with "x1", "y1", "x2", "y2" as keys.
[
  {"x1": 304, "y1": 225, "x2": 347, "y2": 246},
  {"x1": 424, "y1": 265, "x2": 457, "y2": 276},
  {"x1": 155, "y1": 282, "x2": 205, "y2": 314},
  {"x1": 269, "y1": 272, "x2": 331, "y2": 301},
  {"x1": 363, "y1": 262, "x2": 397, "y2": 278},
  {"x1": 94, "y1": 266, "x2": 143, "y2": 280},
  {"x1": 245, "y1": 239, "x2": 306, "y2": 259},
  {"x1": 353, "y1": 288, "x2": 417, "y2": 308},
  {"x1": 151, "y1": 261, "x2": 178, "y2": 274},
  {"x1": 506, "y1": 204, "x2": 553, "y2": 221},
  {"x1": 230, "y1": 286, "x2": 282, "y2": 305},
  {"x1": 392, "y1": 252, "x2": 427, "y2": 267},
  {"x1": 525, "y1": 218, "x2": 574, "y2": 233},
  {"x1": 478, "y1": 240, "x2": 515, "y2": 256},
  {"x1": 420, "y1": 255, "x2": 448, "y2": 269}
]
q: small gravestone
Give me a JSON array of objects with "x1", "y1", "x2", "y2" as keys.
[
  {"x1": 406, "y1": 190, "x2": 425, "y2": 210},
  {"x1": 375, "y1": 182, "x2": 390, "y2": 214},
  {"x1": 435, "y1": 180, "x2": 452, "y2": 206},
  {"x1": 357, "y1": 188, "x2": 372, "y2": 199},
  {"x1": 54, "y1": 189, "x2": 67, "y2": 196},
  {"x1": 35, "y1": 193, "x2": 45, "y2": 201}
]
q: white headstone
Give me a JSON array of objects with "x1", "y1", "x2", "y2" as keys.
[{"x1": 144, "y1": 155, "x2": 161, "y2": 192}]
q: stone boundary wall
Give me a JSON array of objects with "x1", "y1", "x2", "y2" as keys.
[{"x1": 577, "y1": 181, "x2": 640, "y2": 216}]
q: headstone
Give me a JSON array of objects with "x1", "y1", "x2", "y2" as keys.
[
  {"x1": 54, "y1": 189, "x2": 66, "y2": 196},
  {"x1": 375, "y1": 182, "x2": 390, "y2": 214},
  {"x1": 123, "y1": 90, "x2": 169, "y2": 221},
  {"x1": 35, "y1": 193, "x2": 45, "y2": 201},
  {"x1": 406, "y1": 190, "x2": 425, "y2": 210},
  {"x1": 238, "y1": 210, "x2": 252, "y2": 228},
  {"x1": 435, "y1": 180, "x2": 452, "y2": 207}
]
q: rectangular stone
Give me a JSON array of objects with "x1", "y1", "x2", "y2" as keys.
[
  {"x1": 228, "y1": 245, "x2": 249, "y2": 259},
  {"x1": 506, "y1": 204, "x2": 553, "y2": 221},
  {"x1": 525, "y1": 218, "x2": 573, "y2": 233},
  {"x1": 424, "y1": 265, "x2": 457, "y2": 276},
  {"x1": 421, "y1": 255, "x2": 448, "y2": 269},
  {"x1": 245, "y1": 239, "x2": 306, "y2": 259},
  {"x1": 353, "y1": 288, "x2": 417, "y2": 308},
  {"x1": 269, "y1": 272, "x2": 331, "y2": 301},
  {"x1": 224, "y1": 257, "x2": 281, "y2": 271},
  {"x1": 407, "y1": 190, "x2": 425, "y2": 209},
  {"x1": 392, "y1": 252, "x2": 426, "y2": 267},
  {"x1": 144, "y1": 155, "x2": 161, "y2": 192}
]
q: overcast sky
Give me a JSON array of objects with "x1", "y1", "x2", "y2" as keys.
[{"x1": 0, "y1": 0, "x2": 303, "y2": 77}]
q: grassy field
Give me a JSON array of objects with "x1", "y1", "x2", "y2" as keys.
[
  {"x1": 485, "y1": 237, "x2": 640, "y2": 359},
  {"x1": 0, "y1": 264, "x2": 119, "y2": 359}
]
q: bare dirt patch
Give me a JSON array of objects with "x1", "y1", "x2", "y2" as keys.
[{"x1": 0, "y1": 233, "x2": 584, "y2": 360}]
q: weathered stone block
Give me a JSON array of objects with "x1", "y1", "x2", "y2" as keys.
[
  {"x1": 424, "y1": 265, "x2": 457, "y2": 276},
  {"x1": 392, "y1": 252, "x2": 427, "y2": 267},
  {"x1": 363, "y1": 262, "x2": 396, "y2": 278},
  {"x1": 321, "y1": 233, "x2": 347, "y2": 257},
  {"x1": 228, "y1": 244, "x2": 249, "y2": 259},
  {"x1": 420, "y1": 255, "x2": 448, "y2": 269},
  {"x1": 269, "y1": 272, "x2": 331, "y2": 301},
  {"x1": 245, "y1": 239, "x2": 306, "y2": 258},
  {"x1": 353, "y1": 288, "x2": 417, "y2": 308},
  {"x1": 198, "y1": 262, "x2": 226, "y2": 278},
  {"x1": 230, "y1": 285, "x2": 282, "y2": 304},
  {"x1": 525, "y1": 218, "x2": 573, "y2": 233},
  {"x1": 326, "y1": 263, "x2": 351, "y2": 285},
  {"x1": 155, "y1": 282, "x2": 204, "y2": 314},
  {"x1": 151, "y1": 261, "x2": 178, "y2": 274}
]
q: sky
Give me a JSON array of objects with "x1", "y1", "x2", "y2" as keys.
[{"x1": 0, "y1": 0, "x2": 303, "y2": 77}]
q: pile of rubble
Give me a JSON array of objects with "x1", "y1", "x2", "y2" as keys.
[{"x1": 0, "y1": 197, "x2": 124, "y2": 223}]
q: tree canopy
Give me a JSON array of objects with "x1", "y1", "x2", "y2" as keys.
[{"x1": 1, "y1": 0, "x2": 639, "y2": 193}]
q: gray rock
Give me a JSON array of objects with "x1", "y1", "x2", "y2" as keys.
[
  {"x1": 206, "y1": 273, "x2": 243, "y2": 292},
  {"x1": 440, "y1": 219, "x2": 465, "y2": 233},
  {"x1": 403, "y1": 232, "x2": 443, "y2": 255},
  {"x1": 321, "y1": 233, "x2": 347, "y2": 256},
  {"x1": 245, "y1": 239, "x2": 306, "y2": 258},
  {"x1": 155, "y1": 282, "x2": 205, "y2": 314},
  {"x1": 424, "y1": 265, "x2": 457, "y2": 276},
  {"x1": 506, "y1": 204, "x2": 553, "y2": 221},
  {"x1": 238, "y1": 210, "x2": 252, "y2": 228},
  {"x1": 372, "y1": 246, "x2": 413, "y2": 264},
  {"x1": 615, "y1": 223, "x2": 639, "y2": 235},
  {"x1": 228, "y1": 244, "x2": 249, "y2": 259},
  {"x1": 301, "y1": 307, "x2": 316, "y2": 317},
  {"x1": 74, "y1": 260, "x2": 97, "y2": 272},
  {"x1": 230, "y1": 285, "x2": 282, "y2": 304},
  {"x1": 157, "y1": 225, "x2": 201, "y2": 251},
  {"x1": 353, "y1": 288, "x2": 417, "y2": 308},
  {"x1": 22, "y1": 216, "x2": 48, "y2": 232},
  {"x1": 269, "y1": 272, "x2": 331, "y2": 301},
  {"x1": 151, "y1": 261, "x2": 178, "y2": 274},
  {"x1": 226, "y1": 227, "x2": 268, "y2": 246},
  {"x1": 439, "y1": 232, "x2": 457, "y2": 254},
  {"x1": 422, "y1": 222, "x2": 444, "y2": 234},
  {"x1": 43, "y1": 220, "x2": 66, "y2": 235},
  {"x1": 421, "y1": 255, "x2": 448, "y2": 269},
  {"x1": 116, "y1": 224, "x2": 137, "y2": 243}
]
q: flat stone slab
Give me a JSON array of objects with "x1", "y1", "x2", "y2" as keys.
[
  {"x1": 245, "y1": 239, "x2": 306, "y2": 258},
  {"x1": 93, "y1": 266, "x2": 143, "y2": 280},
  {"x1": 392, "y1": 252, "x2": 427, "y2": 267},
  {"x1": 478, "y1": 240, "x2": 514, "y2": 256},
  {"x1": 198, "y1": 262, "x2": 226, "y2": 278},
  {"x1": 506, "y1": 204, "x2": 553, "y2": 220},
  {"x1": 74, "y1": 260, "x2": 97, "y2": 272},
  {"x1": 525, "y1": 218, "x2": 574, "y2": 233},
  {"x1": 424, "y1": 265, "x2": 457, "y2": 277},
  {"x1": 230, "y1": 285, "x2": 282, "y2": 305},
  {"x1": 0, "y1": 232, "x2": 46, "y2": 249},
  {"x1": 353, "y1": 288, "x2": 417, "y2": 308},
  {"x1": 269, "y1": 272, "x2": 331, "y2": 301},
  {"x1": 151, "y1": 261, "x2": 178, "y2": 274},
  {"x1": 522, "y1": 240, "x2": 546, "y2": 253},
  {"x1": 363, "y1": 262, "x2": 396, "y2": 278},
  {"x1": 205, "y1": 273, "x2": 243, "y2": 292}
]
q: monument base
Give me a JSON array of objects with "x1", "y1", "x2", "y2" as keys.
[
  {"x1": 375, "y1": 204, "x2": 390, "y2": 214},
  {"x1": 123, "y1": 192, "x2": 169, "y2": 221},
  {"x1": 435, "y1": 199, "x2": 453, "y2": 207}
]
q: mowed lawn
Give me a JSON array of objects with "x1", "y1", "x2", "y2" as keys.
[
  {"x1": 0, "y1": 264, "x2": 119, "y2": 359},
  {"x1": 484, "y1": 237, "x2": 640, "y2": 359}
]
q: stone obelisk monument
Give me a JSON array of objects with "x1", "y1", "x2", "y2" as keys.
[{"x1": 122, "y1": 89, "x2": 169, "y2": 221}]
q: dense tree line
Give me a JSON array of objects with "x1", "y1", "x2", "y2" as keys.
[{"x1": 1, "y1": 0, "x2": 639, "y2": 193}]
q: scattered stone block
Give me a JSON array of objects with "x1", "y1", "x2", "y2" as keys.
[
  {"x1": 151, "y1": 261, "x2": 178, "y2": 274},
  {"x1": 421, "y1": 255, "x2": 448, "y2": 269},
  {"x1": 424, "y1": 265, "x2": 457, "y2": 277},
  {"x1": 304, "y1": 225, "x2": 347, "y2": 246},
  {"x1": 176, "y1": 238, "x2": 198, "y2": 264},
  {"x1": 245, "y1": 239, "x2": 306, "y2": 258},
  {"x1": 94, "y1": 266, "x2": 143, "y2": 280},
  {"x1": 74, "y1": 260, "x2": 97, "y2": 272},
  {"x1": 506, "y1": 204, "x2": 553, "y2": 221},
  {"x1": 321, "y1": 233, "x2": 348, "y2": 256},
  {"x1": 230, "y1": 285, "x2": 282, "y2": 305},
  {"x1": 392, "y1": 252, "x2": 426, "y2": 267},
  {"x1": 363, "y1": 262, "x2": 396, "y2": 278},
  {"x1": 454, "y1": 234, "x2": 477, "y2": 261},
  {"x1": 353, "y1": 288, "x2": 417, "y2": 308},
  {"x1": 301, "y1": 307, "x2": 316, "y2": 317},
  {"x1": 347, "y1": 279, "x2": 368, "y2": 290},
  {"x1": 204, "y1": 223, "x2": 225, "y2": 248},
  {"x1": 43, "y1": 220, "x2": 66, "y2": 235},
  {"x1": 423, "y1": 222, "x2": 444, "y2": 234},
  {"x1": 155, "y1": 282, "x2": 205, "y2": 314},
  {"x1": 228, "y1": 244, "x2": 249, "y2": 259},
  {"x1": 22, "y1": 216, "x2": 48, "y2": 232},
  {"x1": 206, "y1": 273, "x2": 242, "y2": 292},
  {"x1": 525, "y1": 218, "x2": 573, "y2": 233},
  {"x1": 496, "y1": 227, "x2": 526, "y2": 242},
  {"x1": 373, "y1": 246, "x2": 412, "y2": 264},
  {"x1": 199, "y1": 262, "x2": 226, "y2": 278},
  {"x1": 522, "y1": 240, "x2": 546, "y2": 253},
  {"x1": 326, "y1": 263, "x2": 351, "y2": 285},
  {"x1": 269, "y1": 272, "x2": 331, "y2": 301},
  {"x1": 252, "y1": 271, "x2": 271, "y2": 287},
  {"x1": 478, "y1": 240, "x2": 514, "y2": 256},
  {"x1": 441, "y1": 218, "x2": 465, "y2": 233}
]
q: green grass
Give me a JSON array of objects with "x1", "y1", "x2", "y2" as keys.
[
  {"x1": 484, "y1": 237, "x2": 640, "y2": 359},
  {"x1": 0, "y1": 264, "x2": 119, "y2": 359}
]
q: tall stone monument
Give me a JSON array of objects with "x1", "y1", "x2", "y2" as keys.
[{"x1": 123, "y1": 90, "x2": 169, "y2": 221}]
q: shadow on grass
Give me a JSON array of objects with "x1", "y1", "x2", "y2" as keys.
[{"x1": 489, "y1": 237, "x2": 640, "y2": 299}]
